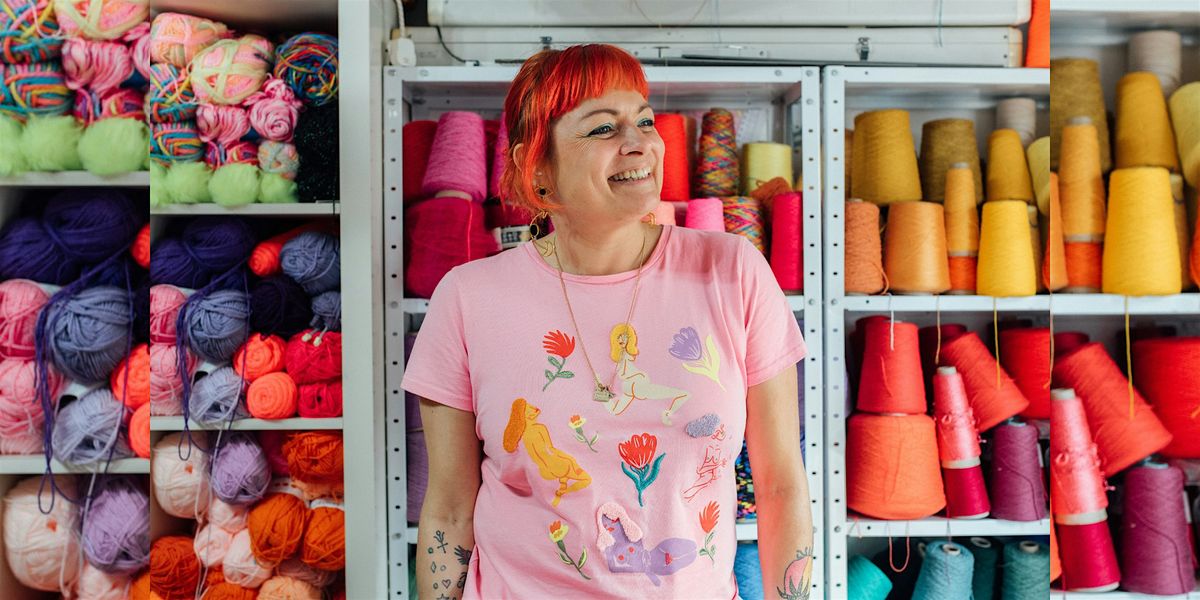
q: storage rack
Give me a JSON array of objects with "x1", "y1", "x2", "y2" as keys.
[
  {"x1": 385, "y1": 65, "x2": 824, "y2": 597},
  {"x1": 820, "y1": 65, "x2": 1052, "y2": 598}
]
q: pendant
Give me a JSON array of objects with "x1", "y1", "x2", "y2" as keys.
[{"x1": 592, "y1": 383, "x2": 614, "y2": 403}]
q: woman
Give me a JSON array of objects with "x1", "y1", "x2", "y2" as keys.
[{"x1": 402, "y1": 44, "x2": 813, "y2": 599}]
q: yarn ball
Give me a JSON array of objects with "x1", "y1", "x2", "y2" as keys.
[
  {"x1": 0, "y1": 279, "x2": 48, "y2": 359},
  {"x1": 191, "y1": 37, "x2": 270, "y2": 105},
  {"x1": 132, "y1": 223, "x2": 150, "y2": 268},
  {"x1": 0, "y1": 114, "x2": 26, "y2": 176},
  {"x1": 148, "y1": 12, "x2": 227, "y2": 68},
  {"x1": 280, "y1": 232, "x2": 340, "y2": 295},
  {"x1": 301, "y1": 504, "x2": 344, "y2": 570},
  {"x1": 149, "y1": 536, "x2": 199, "y2": 600},
  {"x1": 73, "y1": 86, "x2": 143, "y2": 125},
  {"x1": 245, "y1": 77, "x2": 302, "y2": 142},
  {"x1": 185, "y1": 288, "x2": 250, "y2": 362},
  {"x1": 149, "y1": 343, "x2": 191, "y2": 416},
  {"x1": 232, "y1": 334, "x2": 285, "y2": 382},
  {"x1": 150, "y1": 122, "x2": 202, "y2": 163},
  {"x1": 0, "y1": 0, "x2": 63, "y2": 64},
  {"x1": 2, "y1": 63, "x2": 71, "y2": 118},
  {"x1": 52, "y1": 0, "x2": 149, "y2": 40},
  {"x1": 77, "y1": 562, "x2": 132, "y2": 600},
  {"x1": 310, "y1": 291, "x2": 340, "y2": 331},
  {"x1": 247, "y1": 492, "x2": 309, "y2": 564},
  {"x1": 223, "y1": 529, "x2": 274, "y2": 588},
  {"x1": 151, "y1": 432, "x2": 211, "y2": 518},
  {"x1": 258, "y1": 140, "x2": 299, "y2": 179},
  {"x1": 2, "y1": 475, "x2": 81, "y2": 591},
  {"x1": 204, "y1": 139, "x2": 257, "y2": 169},
  {"x1": 259, "y1": 575, "x2": 321, "y2": 600},
  {"x1": 129, "y1": 569, "x2": 150, "y2": 600},
  {"x1": 44, "y1": 286, "x2": 131, "y2": 383},
  {"x1": 44, "y1": 188, "x2": 141, "y2": 263},
  {"x1": 297, "y1": 380, "x2": 341, "y2": 418},
  {"x1": 79, "y1": 116, "x2": 149, "y2": 175},
  {"x1": 150, "y1": 285, "x2": 186, "y2": 345},
  {"x1": 0, "y1": 217, "x2": 81, "y2": 283},
  {"x1": 203, "y1": 582, "x2": 258, "y2": 600},
  {"x1": 189, "y1": 366, "x2": 247, "y2": 426},
  {"x1": 111, "y1": 342, "x2": 150, "y2": 409},
  {"x1": 197, "y1": 104, "x2": 250, "y2": 146},
  {"x1": 259, "y1": 172, "x2": 297, "y2": 204},
  {"x1": 21, "y1": 114, "x2": 83, "y2": 170},
  {"x1": 129, "y1": 401, "x2": 149, "y2": 457},
  {"x1": 132, "y1": 282, "x2": 151, "y2": 346},
  {"x1": 273, "y1": 33, "x2": 337, "y2": 106},
  {"x1": 211, "y1": 431, "x2": 270, "y2": 505},
  {"x1": 293, "y1": 101, "x2": 338, "y2": 202},
  {"x1": 193, "y1": 523, "x2": 233, "y2": 568},
  {"x1": 124, "y1": 20, "x2": 150, "y2": 81},
  {"x1": 284, "y1": 330, "x2": 341, "y2": 385},
  {"x1": 82, "y1": 475, "x2": 150, "y2": 574},
  {"x1": 149, "y1": 161, "x2": 169, "y2": 207},
  {"x1": 258, "y1": 430, "x2": 290, "y2": 477},
  {"x1": 208, "y1": 497, "x2": 249, "y2": 533},
  {"x1": 62, "y1": 38, "x2": 133, "y2": 93},
  {"x1": 208, "y1": 162, "x2": 260, "y2": 207},
  {"x1": 249, "y1": 275, "x2": 313, "y2": 338},
  {"x1": 52, "y1": 387, "x2": 133, "y2": 465},
  {"x1": 146, "y1": 63, "x2": 196, "y2": 122},
  {"x1": 276, "y1": 556, "x2": 336, "y2": 588},
  {"x1": 246, "y1": 371, "x2": 298, "y2": 420},
  {"x1": 283, "y1": 431, "x2": 343, "y2": 486},
  {"x1": 164, "y1": 160, "x2": 213, "y2": 204},
  {"x1": 0, "y1": 358, "x2": 63, "y2": 453}
]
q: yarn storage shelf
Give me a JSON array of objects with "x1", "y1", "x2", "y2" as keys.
[
  {"x1": 848, "y1": 517, "x2": 1051, "y2": 538},
  {"x1": 149, "y1": 417, "x2": 346, "y2": 431},
  {"x1": 0, "y1": 456, "x2": 150, "y2": 475},
  {"x1": 385, "y1": 65, "x2": 824, "y2": 598},
  {"x1": 1051, "y1": 1, "x2": 1200, "y2": 29},
  {"x1": 150, "y1": 202, "x2": 341, "y2": 216},
  {"x1": 150, "y1": 0, "x2": 338, "y2": 30},
  {"x1": 0, "y1": 172, "x2": 151, "y2": 188}
]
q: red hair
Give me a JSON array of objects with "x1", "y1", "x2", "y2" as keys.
[{"x1": 500, "y1": 44, "x2": 649, "y2": 217}]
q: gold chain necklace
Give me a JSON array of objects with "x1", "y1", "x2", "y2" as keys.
[{"x1": 549, "y1": 226, "x2": 651, "y2": 403}]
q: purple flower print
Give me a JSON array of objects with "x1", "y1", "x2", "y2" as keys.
[{"x1": 669, "y1": 327, "x2": 703, "y2": 361}]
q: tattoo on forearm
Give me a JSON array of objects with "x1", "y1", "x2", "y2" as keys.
[
  {"x1": 434, "y1": 530, "x2": 449, "y2": 553},
  {"x1": 425, "y1": 534, "x2": 470, "y2": 599},
  {"x1": 776, "y1": 547, "x2": 814, "y2": 600},
  {"x1": 455, "y1": 545, "x2": 471, "y2": 589}
]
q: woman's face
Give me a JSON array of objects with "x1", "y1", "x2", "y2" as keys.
[{"x1": 546, "y1": 89, "x2": 665, "y2": 222}]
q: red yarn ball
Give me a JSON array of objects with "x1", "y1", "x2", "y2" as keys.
[
  {"x1": 284, "y1": 330, "x2": 341, "y2": 385},
  {"x1": 283, "y1": 431, "x2": 343, "y2": 486},
  {"x1": 297, "y1": 380, "x2": 342, "y2": 418}
]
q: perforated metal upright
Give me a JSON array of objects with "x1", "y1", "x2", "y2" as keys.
[{"x1": 384, "y1": 65, "x2": 824, "y2": 598}]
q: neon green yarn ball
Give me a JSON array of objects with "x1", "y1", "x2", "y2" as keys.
[
  {"x1": 79, "y1": 118, "x2": 149, "y2": 175},
  {"x1": 0, "y1": 115, "x2": 26, "y2": 176},
  {"x1": 165, "y1": 161, "x2": 212, "y2": 204},
  {"x1": 258, "y1": 172, "x2": 297, "y2": 204},
  {"x1": 21, "y1": 116, "x2": 82, "y2": 171},
  {"x1": 209, "y1": 163, "x2": 260, "y2": 207},
  {"x1": 150, "y1": 162, "x2": 172, "y2": 207}
]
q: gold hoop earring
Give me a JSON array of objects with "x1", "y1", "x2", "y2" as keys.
[
  {"x1": 646, "y1": 211, "x2": 656, "y2": 226},
  {"x1": 530, "y1": 209, "x2": 550, "y2": 238}
]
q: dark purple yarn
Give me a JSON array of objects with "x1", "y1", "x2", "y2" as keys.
[
  {"x1": 43, "y1": 190, "x2": 142, "y2": 263},
  {"x1": 250, "y1": 275, "x2": 313, "y2": 337},
  {"x1": 150, "y1": 217, "x2": 256, "y2": 289},
  {"x1": 0, "y1": 217, "x2": 83, "y2": 284},
  {"x1": 132, "y1": 283, "x2": 150, "y2": 344}
]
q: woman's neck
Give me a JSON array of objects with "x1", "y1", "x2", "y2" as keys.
[{"x1": 538, "y1": 220, "x2": 662, "y2": 276}]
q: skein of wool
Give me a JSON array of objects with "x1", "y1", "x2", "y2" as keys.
[
  {"x1": 280, "y1": 231, "x2": 340, "y2": 295},
  {"x1": 149, "y1": 343, "x2": 191, "y2": 416},
  {"x1": 250, "y1": 275, "x2": 314, "y2": 338},
  {"x1": 284, "y1": 431, "x2": 343, "y2": 486},
  {"x1": 149, "y1": 536, "x2": 199, "y2": 600},
  {"x1": 150, "y1": 217, "x2": 256, "y2": 289},
  {"x1": 1132, "y1": 337, "x2": 1200, "y2": 457},
  {"x1": 938, "y1": 332, "x2": 1028, "y2": 431},
  {"x1": 189, "y1": 366, "x2": 248, "y2": 426},
  {"x1": 258, "y1": 575, "x2": 321, "y2": 600},
  {"x1": 247, "y1": 371, "x2": 298, "y2": 419},
  {"x1": 211, "y1": 431, "x2": 270, "y2": 506},
  {"x1": 148, "y1": 12, "x2": 227, "y2": 67},
  {"x1": 986, "y1": 129, "x2": 1034, "y2": 202},
  {"x1": 190, "y1": 37, "x2": 271, "y2": 105},
  {"x1": 82, "y1": 475, "x2": 150, "y2": 575},
  {"x1": 857, "y1": 319, "x2": 924, "y2": 413},
  {"x1": 944, "y1": 164, "x2": 978, "y2": 294},
  {"x1": 43, "y1": 189, "x2": 142, "y2": 263},
  {"x1": 988, "y1": 419, "x2": 1047, "y2": 521},
  {"x1": 1120, "y1": 461, "x2": 1193, "y2": 594},
  {"x1": 0, "y1": 359, "x2": 54, "y2": 455},
  {"x1": 695, "y1": 108, "x2": 739, "y2": 197},
  {"x1": 184, "y1": 288, "x2": 250, "y2": 364},
  {"x1": 920, "y1": 118, "x2": 983, "y2": 204},
  {"x1": 422, "y1": 111, "x2": 487, "y2": 202},
  {"x1": 298, "y1": 379, "x2": 342, "y2": 418},
  {"x1": 276, "y1": 556, "x2": 336, "y2": 589},
  {"x1": 404, "y1": 197, "x2": 497, "y2": 298},
  {"x1": 43, "y1": 285, "x2": 131, "y2": 383},
  {"x1": 977, "y1": 200, "x2": 1036, "y2": 296},
  {"x1": 0, "y1": 217, "x2": 81, "y2": 284},
  {"x1": 0, "y1": 279, "x2": 48, "y2": 359},
  {"x1": 233, "y1": 334, "x2": 285, "y2": 382},
  {"x1": 934, "y1": 367, "x2": 990, "y2": 519},
  {"x1": 247, "y1": 491, "x2": 309, "y2": 564},
  {"x1": 2, "y1": 475, "x2": 80, "y2": 591},
  {"x1": 998, "y1": 328, "x2": 1051, "y2": 419},
  {"x1": 208, "y1": 497, "x2": 249, "y2": 533},
  {"x1": 310, "y1": 290, "x2": 341, "y2": 332},
  {"x1": 152, "y1": 432, "x2": 211, "y2": 518},
  {"x1": 403, "y1": 120, "x2": 437, "y2": 202},
  {"x1": 301, "y1": 499, "x2": 345, "y2": 570},
  {"x1": 1050, "y1": 58, "x2": 1110, "y2": 172},
  {"x1": 1115, "y1": 72, "x2": 1180, "y2": 171},
  {"x1": 52, "y1": 388, "x2": 132, "y2": 465},
  {"x1": 884, "y1": 201, "x2": 950, "y2": 294},
  {"x1": 847, "y1": 413, "x2": 946, "y2": 520},
  {"x1": 129, "y1": 401, "x2": 149, "y2": 458},
  {"x1": 1000, "y1": 541, "x2": 1050, "y2": 600},
  {"x1": 1103, "y1": 167, "x2": 1181, "y2": 295},
  {"x1": 222, "y1": 528, "x2": 274, "y2": 588},
  {"x1": 249, "y1": 223, "x2": 325, "y2": 278},
  {"x1": 851, "y1": 109, "x2": 922, "y2": 205},
  {"x1": 912, "y1": 541, "x2": 974, "y2": 599},
  {"x1": 656, "y1": 113, "x2": 691, "y2": 201},
  {"x1": 274, "y1": 33, "x2": 338, "y2": 106},
  {"x1": 844, "y1": 200, "x2": 884, "y2": 294},
  {"x1": 258, "y1": 430, "x2": 291, "y2": 477},
  {"x1": 76, "y1": 562, "x2": 132, "y2": 600},
  {"x1": 284, "y1": 330, "x2": 341, "y2": 384},
  {"x1": 1054, "y1": 344, "x2": 1172, "y2": 476}
]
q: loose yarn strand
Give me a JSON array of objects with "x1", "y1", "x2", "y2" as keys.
[
  {"x1": 1124, "y1": 296, "x2": 1133, "y2": 420},
  {"x1": 888, "y1": 525, "x2": 913, "y2": 573}
]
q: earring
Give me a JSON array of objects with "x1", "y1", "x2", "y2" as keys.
[
  {"x1": 529, "y1": 209, "x2": 550, "y2": 238},
  {"x1": 646, "y1": 211, "x2": 657, "y2": 226}
]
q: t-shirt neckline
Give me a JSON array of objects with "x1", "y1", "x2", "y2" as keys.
[{"x1": 523, "y1": 223, "x2": 673, "y2": 284}]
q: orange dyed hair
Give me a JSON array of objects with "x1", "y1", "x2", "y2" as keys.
[{"x1": 500, "y1": 44, "x2": 650, "y2": 217}]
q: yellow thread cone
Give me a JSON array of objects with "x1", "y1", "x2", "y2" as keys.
[
  {"x1": 1059, "y1": 120, "x2": 1107, "y2": 239},
  {"x1": 1115, "y1": 72, "x2": 1180, "y2": 171},
  {"x1": 740, "y1": 142, "x2": 793, "y2": 195},
  {"x1": 1169, "y1": 82, "x2": 1200, "y2": 188},
  {"x1": 1172, "y1": 174, "x2": 1194, "y2": 290},
  {"x1": 978, "y1": 200, "x2": 1036, "y2": 297},
  {"x1": 944, "y1": 164, "x2": 979, "y2": 255},
  {"x1": 987, "y1": 129, "x2": 1035, "y2": 203},
  {"x1": 851, "y1": 110, "x2": 923, "y2": 206},
  {"x1": 1103, "y1": 167, "x2": 1182, "y2": 296},
  {"x1": 920, "y1": 118, "x2": 983, "y2": 204},
  {"x1": 1046, "y1": 173, "x2": 1068, "y2": 291},
  {"x1": 884, "y1": 201, "x2": 950, "y2": 294},
  {"x1": 1028, "y1": 136, "x2": 1051, "y2": 216}
]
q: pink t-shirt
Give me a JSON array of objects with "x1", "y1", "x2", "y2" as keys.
[{"x1": 402, "y1": 224, "x2": 807, "y2": 599}]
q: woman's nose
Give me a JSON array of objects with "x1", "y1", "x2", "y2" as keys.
[{"x1": 620, "y1": 126, "x2": 648, "y2": 154}]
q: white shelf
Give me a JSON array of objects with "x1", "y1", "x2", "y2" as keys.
[
  {"x1": 0, "y1": 456, "x2": 149, "y2": 475},
  {"x1": 1049, "y1": 293, "x2": 1200, "y2": 316},
  {"x1": 406, "y1": 521, "x2": 762, "y2": 544},
  {"x1": 1058, "y1": 584, "x2": 1200, "y2": 600},
  {"x1": 405, "y1": 295, "x2": 810, "y2": 314},
  {"x1": 151, "y1": 202, "x2": 340, "y2": 216},
  {"x1": 150, "y1": 417, "x2": 344, "y2": 431},
  {"x1": 1051, "y1": 1, "x2": 1200, "y2": 27},
  {"x1": 845, "y1": 517, "x2": 1051, "y2": 538},
  {"x1": 842, "y1": 295, "x2": 1050, "y2": 313},
  {"x1": 0, "y1": 171, "x2": 149, "y2": 187}
]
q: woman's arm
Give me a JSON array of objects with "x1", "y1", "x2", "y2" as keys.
[
  {"x1": 746, "y1": 365, "x2": 815, "y2": 600},
  {"x1": 417, "y1": 397, "x2": 483, "y2": 600}
]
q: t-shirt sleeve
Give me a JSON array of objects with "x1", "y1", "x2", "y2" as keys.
[
  {"x1": 739, "y1": 236, "x2": 808, "y2": 387},
  {"x1": 400, "y1": 269, "x2": 474, "y2": 413}
]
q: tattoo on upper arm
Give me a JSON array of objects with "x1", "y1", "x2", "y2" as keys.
[{"x1": 776, "y1": 547, "x2": 814, "y2": 600}]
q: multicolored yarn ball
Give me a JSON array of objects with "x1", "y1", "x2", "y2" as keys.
[
  {"x1": 259, "y1": 575, "x2": 321, "y2": 600},
  {"x1": 81, "y1": 475, "x2": 150, "y2": 575},
  {"x1": 284, "y1": 330, "x2": 341, "y2": 385},
  {"x1": 189, "y1": 365, "x2": 247, "y2": 426},
  {"x1": 151, "y1": 432, "x2": 210, "y2": 518},
  {"x1": 111, "y1": 342, "x2": 149, "y2": 409},
  {"x1": 150, "y1": 121, "x2": 202, "y2": 163},
  {"x1": 246, "y1": 371, "x2": 298, "y2": 419},
  {"x1": 280, "y1": 231, "x2": 340, "y2": 295},
  {"x1": 222, "y1": 529, "x2": 274, "y2": 588},
  {"x1": 2, "y1": 475, "x2": 80, "y2": 591},
  {"x1": 283, "y1": 431, "x2": 343, "y2": 486},
  {"x1": 52, "y1": 0, "x2": 148, "y2": 40},
  {"x1": 149, "y1": 535, "x2": 199, "y2": 600},
  {"x1": 274, "y1": 33, "x2": 337, "y2": 106},
  {"x1": 232, "y1": 333, "x2": 285, "y2": 382},
  {"x1": 197, "y1": 103, "x2": 249, "y2": 146},
  {"x1": 73, "y1": 86, "x2": 142, "y2": 126},
  {"x1": 1, "y1": 62, "x2": 71, "y2": 118},
  {"x1": 150, "y1": 284, "x2": 186, "y2": 344},
  {"x1": 192, "y1": 523, "x2": 233, "y2": 568},
  {"x1": 76, "y1": 562, "x2": 131, "y2": 600},
  {"x1": 208, "y1": 497, "x2": 248, "y2": 533},
  {"x1": 146, "y1": 64, "x2": 196, "y2": 122},
  {"x1": 129, "y1": 400, "x2": 149, "y2": 457},
  {"x1": 246, "y1": 77, "x2": 302, "y2": 142},
  {"x1": 51, "y1": 387, "x2": 132, "y2": 465},
  {"x1": 301, "y1": 501, "x2": 344, "y2": 570},
  {"x1": 185, "y1": 288, "x2": 250, "y2": 363},
  {"x1": 0, "y1": 0, "x2": 64, "y2": 63},
  {"x1": 191, "y1": 37, "x2": 270, "y2": 105},
  {"x1": 204, "y1": 139, "x2": 257, "y2": 169},
  {"x1": 258, "y1": 140, "x2": 299, "y2": 179},
  {"x1": 247, "y1": 491, "x2": 309, "y2": 564},
  {"x1": 211, "y1": 431, "x2": 270, "y2": 505},
  {"x1": 0, "y1": 278, "x2": 48, "y2": 360},
  {"x1": 61, "y1": 37, "x2": 132, "y2": 93},
  {"x1": 276, "y1": 556, "x2": 336, "y2": 588},
  {"x1": 45, "y1": 285, "x2": 132, "y2": 383},
  {"x1": 148, "y1": 12, "x2": 227, "y2": 68},
  {"x1": 297, "y1": 380, "x2": 341, "y2": 418}
]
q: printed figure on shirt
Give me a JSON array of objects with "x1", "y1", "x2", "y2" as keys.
[
  {"x1": 503, "y1": 398, "x2": 591, "y2": 506},
  {"x1": 607, "y1": 323, "x2": 691, "y2": 425},
  {"x1": 596, "y1": 501, "x2": 698, "y2": 586}
]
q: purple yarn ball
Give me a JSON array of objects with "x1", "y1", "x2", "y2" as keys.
[
  {"x1": 280, "y1": 231, "x2": 340, "y2": 295},
  {"x1": 150, "y1": 217, "x2": 256, "y2": 289},
  {"x1": 189, "y1": 366, "x2": 247, "y2": 426},
  {"x1": 43, "y1": 190, "x2": 142, "y2": 263},
  {"x1": 310, "y1": 290, "x2": 340, "y2": 332},
  {"x1": 45, "y1": 286, "x2": 131, "y2": 383},
  {"x1": 82, "y1": 475, "x2": 150, "y2": 575},
  {"x1": 249, "y1": 275, "x2": 312, "y2": 337},
  {"x1": 184, "y1": 289, "x2": 249, "y2": 363},
  {"x1": 210, "y1": 432, "x2": 270, "y2": 506},
  {"x1": 0, "y1": 217, "x2": 82, "y2": 284},
  {"x1": 51, "y1": 388, "x2": 132, "y2": 466}
]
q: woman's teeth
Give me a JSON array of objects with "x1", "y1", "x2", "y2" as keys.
[{"x1": 609, "y1": 168, "x2": 651, "y2": 182}]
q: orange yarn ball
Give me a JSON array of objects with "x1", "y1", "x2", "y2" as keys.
[
  {"x1": 204, "y1": 565, "x2": 226, "y2": 587},
  {"x1": 246, "y1": 372, "x2": 298, "y2": 419},
  {"x1": 130, "y1": 569, "x2": 151, "y2": 600},
  {"x1": 133, "y1": 223, "x2": 151, "y2": 268},
  {"x1": 112, "y1": 342, "x2": 151, "y2": 409},
  {"x1": 258, "y1": 576, "x2": 320, "y2": 600},
  {"x1": 202, "y1": 582, "x2": 258, "y2": 600},
  {"x1": 283, "y1": 431, "x2": 343, "y2": 486},
  {"x1": 150, "y1": 536, "x2": 201, "y2": 600},
  {"x1": 233, "y1": 334, "x2": 286, "y2": 382},
  {"x1": 247, "y1": 493, "x2": 310, "y2": 564},
  {"x1": 130, "y1": 401, "x2": 151, "y2": 458},
  {"x1": 301, "y1": 505, "x2": 345, "y2": 570},
  {"x1": 293, "y1": 479, "x2": 343, "y2": 502}
]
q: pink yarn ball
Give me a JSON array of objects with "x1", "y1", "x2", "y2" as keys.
[
  {"x1": 150, "y1": 343, "x2": 193, "y2": 416},
  {"x1": 193, "y1": 523, "x2": 234, "y2": 568},
  {"x1": 0, "y1": 359, "x2": 62, "y2": 454},
  {"x1": 122, "y1": 20, "x2": 151, "y2": 81},
  {"x1": 223, "y1": 529, "x2": 274, "y2": 588},
  {"x1": 62, "y1": 38, "x2": 133, "y2": 92},
  {"x1": 276, "y1": 556, "x2": 336, "y2": 589},
  {"x1": 148, "y1": 12, "x2": 227, "y2": 68},
  {"x1": 191, "y1": 37, "x2": 270, "y2": 105},
  {"x1": 52, "y1": 0, "x2": 149, "y2": 40},
  {"x1": 245, "y1": 78, "x2": 301, "y2": 142},
  {"x1": 0, "y1": 279, "x2": 49, "y2": 360},
  {"x1": 149, "y1": 284, "x2": 186, "y2": 344},
  {"x1": 208, "y1": 497, "x2": 249, "y2": 533},
  {"x1": 2, "y1": 476, "x2": 81, "y2": 591},
  {"x1": 197, "y1": 104, "x2": 250, "y2": 146},
  {"x1": 76, "y1": 562, "x2": 130, "y2": 600},
  {"x1": 258, "y1": 575, "x2": 321, "y2": 600},
  {"x1": 151, "y1": 432, "x2": 211, "y2": 518}
]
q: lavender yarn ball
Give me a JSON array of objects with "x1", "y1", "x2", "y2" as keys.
[
  {"x1": 0, "y1": 217, "x2": 82, "y2": 284},
  {"x1": 51, "y1": 388, "x2": 132, "y2": 466},
  {"x1": 45, "y1": 286, "x2": 131, "y2": 383},
  {"x1": 280, "y1": 231, "x2": 339, "y2": 295},
  {"x1": 42, "y1": 190, "x2": 142, "y2": 263},
  {"x1": 310, "y1": 291, "x2": 340, "y2": 332},
  {"x1": 82, "y1": 475, "x2": 150, "y2": 575},
  {"x1": 249, "y1": 275, "x2": 312, "y2": 337},
  {"x1": 184, "y1": 289, "x2": 250, "y2": 363},
  {"x1": 189, "y1": 366, "x2": 247, "y2": 426},
  {"x1": 211, "y1": 432, "x2": 270, "y2": 506}
]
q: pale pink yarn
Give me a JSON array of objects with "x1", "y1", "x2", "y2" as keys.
[
  {"x1": 197, "y1": 104, "x2": 251, "y2": 145},
  {"x1": 222, "y1": 529, "x2": 273, "y2": 588},
  {"x1": 0, "y1": 279, "x2": 49, "y2": 360},
  {"x1": 75, "y1": 562, "x2": 130, "y2": 600},
  {"x1": 193, "y1": 523, "x2": 234, "y2": 568},
  {"x1": 191, "y1": 37, "x2": 271, "y2": 105},
  {"x1": 2, "y1": 476, "x2": 80, "y2": 592},
  {"x1": 148, "y1": 12, "x2": 228, "y2": 68},
  {"x1": 150, "y1": 343, "x2": 193, "y2": 416},
  {"x1": 62, "y1": 38, "x2": 134, "y2": 93},
  {"x1": 149, "y1": 284, "x2": 186, "y2": 345},
  {"x1": 244, "y1": 77, "x2": 302, "y2": 142},
  {"x1": 208, "y1": 497, "x2": 249, "y2": 533},
  {"x1": 276, "y1": 557, "x2": 336, "y2": 589},
  {"x1": 0, "y1": 359, "x2": 62, "y2": 455},
  {"x1": 123, "y1": 21, "x2": 152, "y2": 81},
  {"x1": 151, "y1": 433, "x2": 211, "y2": 519},
  {"x1": 258, "y1": 575, "x2": 321, "y2": 600}
]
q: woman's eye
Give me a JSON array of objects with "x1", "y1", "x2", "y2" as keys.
[
  {"x1": 639, "y1": 119, "x2": 655, "y2": 127},
  {"x1": 589, "y1": 124, "x2": 615, "y2": 136}
]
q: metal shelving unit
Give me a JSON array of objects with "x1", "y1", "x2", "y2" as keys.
[
  {"x1": 148, "y1": 417, "x2": 345, "y2": 431},
  {"x1": 0, "y1": 171, "x2": 149, "y2": 187},
  {"x1": 150, "y1": 202, "x2": 340, "y2": 216},
  {"x1": 0, "y1": 457, "x2": 150, "y2": 475},
  {"x1": 385, "y1": 64, "x2": 824, "y2": 598},
  {"x1": 821, "y1": 65, "x2": 1051, "y2": 598}
]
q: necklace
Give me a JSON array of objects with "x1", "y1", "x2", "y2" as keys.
[{"x1": 548, "y1": 226, "x2": 652, "y2": 403}]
